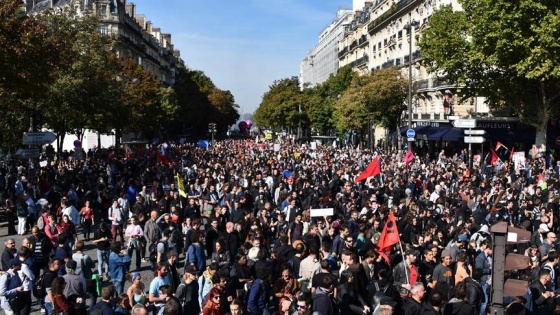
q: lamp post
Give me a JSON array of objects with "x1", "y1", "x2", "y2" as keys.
[{"x1": 403, "y1": 14, "x2": 419, "y2": 151}]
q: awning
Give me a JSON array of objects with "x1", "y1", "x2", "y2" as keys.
[
  {"x1": 428, "y1": 127, "x2": 464, "y2": 141},
  {"x1": 484, "y1": 127, "x2": 536, "y2": 142}
]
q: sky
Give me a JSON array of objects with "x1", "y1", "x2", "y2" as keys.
[{"x1": 128, "y1": 0, "x2": 353, "y2": 115}]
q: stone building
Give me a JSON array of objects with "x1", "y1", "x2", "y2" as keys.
[{"x1": 26, "y1": 0, "x2": 183, "y2": 86}]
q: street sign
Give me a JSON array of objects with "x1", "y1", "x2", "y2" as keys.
[
  {"x1": 406, "y1": 129, "x2": 415, "y2": 138},
  {"x1": 22, "y1": 132, "x2": 56, "y2": 145},
  {"x1": 453, "y1": 119, "x2": 477, "y2": 129},
  {"x1": 464, "y1": 136, "x2": 485, "y2": 143},
  {"x1": 464, "y1": 129, "x2": 486, "y2": 135},
  {"x1": 15, "y1": 148, "x2": 40, "y2": 159}
]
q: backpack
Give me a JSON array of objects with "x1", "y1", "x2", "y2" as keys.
[
  {"x1": 369, "y1": 280, "x2": 390, "y2": 305},
  {"x1": 150, "y1": 240, "x2": 168, "y2": 263},
  {"x1": 33, "y1": 271, "x2": 48, "y2": 298},
  {"x1": 3, "y1": 271, "x2": 22, "y2": 302},
  {"x1": 16, "y1": 204, "x2": 28, "y2": 217},
  {"x1": 89, "y1": 302, "x2": 110, "y2": 315}
]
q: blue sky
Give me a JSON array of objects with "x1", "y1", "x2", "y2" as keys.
[{"x1": 128, "y1": 0, "x2": 352, "y2": 115}]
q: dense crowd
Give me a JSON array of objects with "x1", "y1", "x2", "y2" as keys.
[{"x1": 0, "y1": 139, "x2": 559, "y2": 315}]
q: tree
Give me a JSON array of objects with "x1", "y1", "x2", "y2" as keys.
[
  {"x1": 38, "y1": 12, "x2": 122, "y2": 151},
  {"x1": 361, "y1": 67, "x2": 407, "y2": 130},
  {"x1": 306, "y1": 66, "x2": 355, "y2": 134},
  {"x1": 0, "y1": 0, "x2": 61, "y2": 149},
  {"x1": 419, "y1": 1, "x2": 560, "y2": 144},
  {"x1": 254, "y1": 76, "x2": 302, "y2": 130},
  {"x1": 171, "y1": 67, "x2": 239, "y2": 138}
]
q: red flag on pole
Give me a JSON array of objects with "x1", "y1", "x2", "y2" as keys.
[
  {"x1": 375, "y1": 212, "x2": 400, "y2": 264},
  {"x1": 491, "y1": 149, "x2": 499, "y2": 166},
  {"x1": 355, "y1": 156, "x2": 381, "y2": 183},
  {"x1": 509, "y1": 146, "x2": 515, "y2": 161},
  {"x1": 403, "y1": 150, "x2": 415, "y2": 163}
]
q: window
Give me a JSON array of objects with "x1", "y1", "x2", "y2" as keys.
[{"x1": 99, "y1": 25, "x2": 108, "y2": 35}]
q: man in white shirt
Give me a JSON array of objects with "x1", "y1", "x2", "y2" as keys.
[{"x1": 61, "y1": 199, "x2": 80, "y2": 228}]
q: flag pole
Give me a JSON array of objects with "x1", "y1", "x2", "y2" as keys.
[{"x1": 398, "y1": 240, "x2": 409, "y2": 284}]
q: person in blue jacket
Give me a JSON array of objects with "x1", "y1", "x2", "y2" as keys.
[
  {"x1": 109, "y1": 241, "x2": 131, "y2": 295},
  {"x1": 247, "y1": 266, "x2": 269, "y2": 315},
  {"x1": 187, "y1": 230, "x2": 206, "y2": 272}
]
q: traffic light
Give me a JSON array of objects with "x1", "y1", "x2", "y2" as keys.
[
  {"x1": 208, "y1": 122, "x2": 217, "y2": 133},
  {"x1": 490, "y1": 221, "x2": 531, "y2": 315}
]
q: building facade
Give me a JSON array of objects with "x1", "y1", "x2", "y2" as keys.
[
  {"x1": 26, "y1": 0, "x2": 183, "y2": 86},
  {"x1": 300, "y1": 9, "x2": 353, "y2": 88}
]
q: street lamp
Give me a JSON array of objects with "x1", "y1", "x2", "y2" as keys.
[{"x1": 403, "y1": 13, "x2": 419, "y2": 151}]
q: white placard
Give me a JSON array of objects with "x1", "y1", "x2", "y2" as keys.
[
  {"x1": 273, "y1": 144, "x2": 280, "y2": 152},
  {"x1": 310, "y1": 142, "x2": 317, "y2": 150},
  {"x1": 513, "y1": 152, "x2": 526, "y2": 170},
  {"x1": 310, "y1": 208, "x2": 334, "y2": 217},
  {"x1": 39, "y1": 161, "x2": 48, "y2": 167}
]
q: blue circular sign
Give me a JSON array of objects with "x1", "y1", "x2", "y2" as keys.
[{"x1": 406, "y1": 129, "x2": 415, "y2": 138}]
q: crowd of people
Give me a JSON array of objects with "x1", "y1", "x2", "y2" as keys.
[{"x1": 0, "y1": 139, "x2": 558, "y2": 315}]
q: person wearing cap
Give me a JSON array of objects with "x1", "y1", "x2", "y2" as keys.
[
  {"x1": 16, "y1": 246, "x2": 34, "y2": 315},
  {"x1": 0, "y1": 258, "x2": 24, "y2": 315},
  {"x1": 431, "y1": 250, "x2": 453, "y2": 299},
  {"x1": 372, "y1": 296, "x2": 397, "y2": 315},
  {"x1": 393, "y1": 249, "x2": 419, "y2": 297},
  {"x1": 448, "y1": 234, "x2": 469, "y2": 263},
  {"x1": 62, "y1": 260, "x2": 87, "y2": 303},
  {"x1": 175, "y1": 266, "x2": 200, "y2": 315}
]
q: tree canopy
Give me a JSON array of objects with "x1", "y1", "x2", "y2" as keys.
[
  {"x1": 0, "y1": 0, "x2": 239, "y2": 151},
  {"x1": 419, "y1": 0, "x2": 560, "y2": 144}
]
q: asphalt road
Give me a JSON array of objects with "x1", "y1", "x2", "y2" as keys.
[{"x1": 1, "y1": 220, "x2": 168, "y2": 315}]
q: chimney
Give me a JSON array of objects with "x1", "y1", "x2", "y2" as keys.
[{"x1": 125, "y1": 2, "x2": 135, "y2": 17}]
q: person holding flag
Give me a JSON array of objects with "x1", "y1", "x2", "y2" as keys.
[
  {"x1": 355, "y1": 156, "x2": 381, "y2": 183},
  {"x1": 375, "y1": 211, "x2": 400, "y2": 265}
]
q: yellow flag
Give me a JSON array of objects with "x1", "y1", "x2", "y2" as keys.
[{"x1": 177, "y1": 173, "x2": 187, "y2": 198}]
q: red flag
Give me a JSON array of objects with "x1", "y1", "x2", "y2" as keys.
[
  {"x1": 403, "y1": 150, "x2": 415, "y2": 163},
  {"x1": 491, "y1": 149, "x2": 499, "y2": 166},
  {"x1": 355, "y1": 156, "x2": 381, "y2": 183},
  {"x1": 509, "y1": 146, "x2": 514, "y2": 161},
  {"x1": 375, "y1": 212, "x2": 400, "y2": 264},
  {"x1": 495, "y1": 141, "x2": 504, "y2": 151}
]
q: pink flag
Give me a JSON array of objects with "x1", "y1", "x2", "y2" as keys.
[{"x1": 403, "y1": 150, "x2": 415, "y2": 163}]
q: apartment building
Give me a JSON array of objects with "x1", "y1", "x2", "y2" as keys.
[
  {"x1": 26, "y1": 0, "x2": 183, "y2": 86},
  {"x1": 334, "y1": 0, "x2": 540, "y2": 147},
  {"x1": 300, "y1": 9, "x2": 353, "y2": 88}
]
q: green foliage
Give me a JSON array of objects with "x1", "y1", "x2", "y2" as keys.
[
  {"x1": 419, "y1": 0, "x2": 560, "y2": 142},
  {"x1": 172, "y1": 67, "x2": 239, "y2": 137},
  {"x1": 254, "y1": 76, "x2": 302, "y2": 129}
]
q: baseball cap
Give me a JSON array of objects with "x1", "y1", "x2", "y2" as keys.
[
  {"x1": 379, "y1": 297, "x2": 397, "y2": 307},
  {"x1": 458, "y1": 234, "x2": 469, "y2": 242},
  {"x1": 184, "y1": 265, "x2": 201, "y2": 275},
  {"x1": 539, "y1": 224, "x2": 550, "y2": 232},
  {"x1": 8, "y1": 258, "x2": 21, "y2": 267},
  {"x1": 66, "y1": 260, "x2": 77, "y2": 270}
]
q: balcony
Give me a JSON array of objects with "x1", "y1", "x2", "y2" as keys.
[
  {"x1": 414, "y1": 79, "x2": 429, "y2": 90},
  {"x1": 432, "y1": 79, "x2": 453, "y2": 88},
  {"x1": 382, "y1": 59, "x2": 394, "y2": 69},
  {"x1": 351, "y1": 55, "x2": 369, "y2": 68},
  {"x1": 358, "y1": 35, "x2": 368, "y2": 47},
  {"x1": 338, "y1": 47, "x2": 348, "y2": 58},
  {"x1": 349, "y1": 40, "x2": 358, "y2": 51}
]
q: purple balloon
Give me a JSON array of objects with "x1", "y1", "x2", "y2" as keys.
[
  {"x1": 238, "y1": 121, "x2": 248, "y2": 131},
  {"x1": 246, "y1": 119, "x2": 253, "y2": 127}
]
